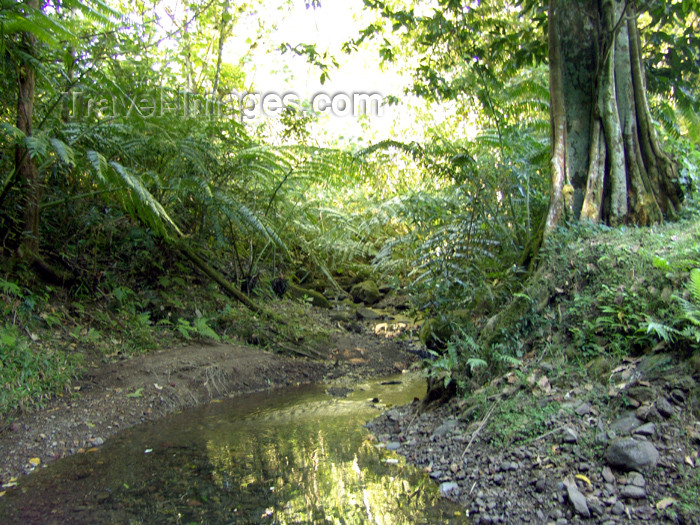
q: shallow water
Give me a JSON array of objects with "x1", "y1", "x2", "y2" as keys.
[{"x1": 0, "y1": 374, "x2": 466, "y2": 524}]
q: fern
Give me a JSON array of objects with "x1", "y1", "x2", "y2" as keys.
[
  {"x1": 688, "y1": 268, "x2": 700, "y2": 303},
  {"x1": 86, "y1": 150, "x2": 182, "y2": 239}
]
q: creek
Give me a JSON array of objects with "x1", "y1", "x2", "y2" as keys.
[{"x1": 0, "y1": 374, "x2": 466, "y2": 524}]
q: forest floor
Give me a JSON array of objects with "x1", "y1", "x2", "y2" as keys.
[
  {"x1": 2, "y1": 218, "x2": 700, "y2": 525},
  {"x1": 368, "y1": 350, "x2": 700, "y2": 525},
  {"x1": 0, "y1": 304, "x2": 420, "y2": 488}
]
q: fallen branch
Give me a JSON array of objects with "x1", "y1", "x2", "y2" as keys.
[
  {"x1": 461, "y1": 402, "x2": 497, "y2": 458},
  {"x1": 177, "y1": 241, "x2": 269, "y2": 317}
]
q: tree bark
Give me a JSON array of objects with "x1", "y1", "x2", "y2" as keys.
[
  {"x1": 545, "y1": 0, "x2": 683, "y2": 235},
  {"x1": 16, "y1": 0, "x2": 43, "y2": 258}
]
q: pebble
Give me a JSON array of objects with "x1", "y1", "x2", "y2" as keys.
[
  {"x1": 565, "y1": 480, "x2": 591, "y2": 518},
  {"x1": 655, "y1": 397, "x2": 674, "y2": 418},
  {"x1": 385, "y1": 442, "x2": 401, "y2": 451},
  {"x1": 605, "y1": 437, "x2": 659, "y2": 471},
  {"x1": 627, "y1": 386, "x2": 655, "y2": 403},
  {"x1": 610, "y1": 413, "x2": 643, "y2": 435},
  {"x1": 633, "y1": 422, "x2": 656, "y2": 436},
  {"x1": 628, "y1": 471, "x2": 646, "y2": 487},
  {"x1": 562, "y1": 427, "x2": 578, "y2": 443},
  {"x1": 602, "y1": 466, "x2": 615, "y2": 483},
  {"x1": 431, "y1": 419, "x2": 459, "y2": 439},
  {"x1": 620, "y1": 485, "x2": 647, "y2": 499},
  {"x1": 91, "y1": 437, "x2": 104, "y2": 446},
  {"x1": 575, "y1": 402, "x2": 592, "y2": 416},
  {"x1": 439, "y1": 481, "x2": 460, "y2": 498},
  {"x1": 669, "y1": 389, "x2": 686, "y2": 405},
  {"x1": 611, "y1": 500, "x2": 625, "y2": 515},
  {"x1": 588, "y1": 497, "x2": 605, "y2": 517},
  {"x1": 500, "y1": 460, "x2": 518, "y2": 471},
  {"x1": 636, "y1": 404, "x2": 652, "y2": 420}
]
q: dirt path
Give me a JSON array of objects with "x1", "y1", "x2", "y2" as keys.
[{"x1": 0, "y1": 314, "x2": 419, "y2": 486}]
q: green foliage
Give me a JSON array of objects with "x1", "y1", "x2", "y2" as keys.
[
  {"x1": 485, "y1": 393, "x2": 562, "y2": 447},
  {"x1": 425, "y1": 330, "x2": 485, "y2": 392},
  {"x1": 0, "y1": 323, "x2": 79, "y2": 413},
  {"x1": 175, "y1": 317, "x2": 221, "y2": 342},
  {"x1": 0, "y1": 280, "x2": 81, "y2": 414}
]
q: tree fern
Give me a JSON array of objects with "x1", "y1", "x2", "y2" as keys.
[{"x1": 86, "y1": 150, "x2": 182, "y2": 240}]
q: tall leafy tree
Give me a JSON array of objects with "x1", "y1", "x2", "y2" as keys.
[
  {"x1": 353, "y1": 0, "x2": 697, "y2": 237},
  {"x1": 0, "y1": 0, "x2": 119, "y2": 258}
]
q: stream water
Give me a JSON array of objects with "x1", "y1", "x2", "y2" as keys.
[{"x1": 0, "y1": 374, "x2": 466, "y2": 524}]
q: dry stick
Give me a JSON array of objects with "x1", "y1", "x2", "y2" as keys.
[
  {"x1": 461, "y1": 402, "x2": 497, "y2": 459},
  {"x1": 525, "y1": 424, "x2": 567, "y2": 444}
]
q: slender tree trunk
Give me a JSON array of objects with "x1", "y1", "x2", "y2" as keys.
[
  {"x1": 545, "y1": 0, "x2": 683, "y2": 236},
  {"x1": 16, "y1": 0, "x2": 42, "y2": 258},
  {"x1": 211, "y1": 0, "x2": 230, "y2": 100}
]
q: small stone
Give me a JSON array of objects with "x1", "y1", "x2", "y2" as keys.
[
  {"x1": 575, "y1": 402, "x2": 592, "y2": 416},
  {"x1": 611, "y1": 501, "x2": 625, "y2": 515},
  {"x1": 675, "y1": 375, "x2": 697, "y2": 391},
  {"x1": 627, "y1": 386, "x2": 655, "y2": 403},
  {"x1": 493, "y1": 473, "x2": 504, "y2": 485},
  {"x1": 627, "y1": 472, "x2": 646, "y2": 487},
  {"x1": 501, "y1": 460, "x2": 518, "y2": 471},
  {"x1": 432, "y1": 419, "x2": 459, "y2": 439},
  {"x1": 386, "y1": 442, "x2": 401, "y2": 451},
  {"x1": 610, "y1": 413, "x2": 643, "y2": 435},
  {"x1": 602, "y1": 466, "x2": 615, "y2": 484},
  {"x1": 633, "y1": 422, "x2": 656, "y2": 436},
  {"x1": 655, "y1": 397, "x2": 674, "y2": 418},
  {"x1": 605, "y1": 437, "x2": 660, "y2": 471},
  {"x1": 588, "y1": 497, "x2": 605, "y2": 517},
  {"x1": 636, "y1": 404, "x2": 652, "y2": 420},
  {"x1": 562, "y1": 427, "x2": 578, "y2": 443},
  {"x1": 535, "y1": 479, "x2": 546, "y2": 492},
  {"x1": 565, "y1": 479, "x2": 591, "y2": 518},
  {"x1": 439, "y1": 481, "x2": 460, "y2": 498},
  {"x1": 669, "y1": 389, "x2": 686, "y2": 405},
  {"x1": 356, "y1": 306, "x2": 381, "y2": 320},
  {"x1": 91, "y1": 437, "x2": 104, "y2": 446},
  {"x1": 620, "y1": 485, "x2": 647, "y2": 499}
]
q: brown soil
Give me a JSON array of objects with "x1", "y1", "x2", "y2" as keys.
[{"x1": 0, "y1": 310, "x2": 419, "y2": 486}]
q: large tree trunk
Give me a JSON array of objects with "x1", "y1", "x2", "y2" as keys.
[
  {"x1": 16, "y1": 0, "x2": 43, "y2": 258},
  {"x1": 545, "y1": 0, "x2": 683, "y2": 235}
]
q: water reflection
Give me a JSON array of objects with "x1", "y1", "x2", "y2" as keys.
[{"x1": 0, "y1": 375, "x2": 466, "y2": 524}]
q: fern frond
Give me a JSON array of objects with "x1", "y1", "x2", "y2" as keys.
[
  {"x1": 688, "y1": 268, "x2": 700, "y2": 304},
  {"x1": 49, "y1": 138, "x2": 75, "y2": 167},
  {"x1": 86, "y1": 150, "x2": 182, "y2": 239}
]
